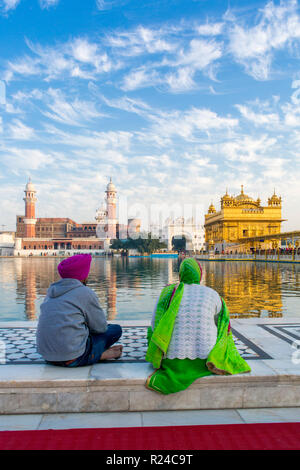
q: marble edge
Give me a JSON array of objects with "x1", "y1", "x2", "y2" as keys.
[
  {"x1": 1, "y1": 371, "x2": 300, "y2": 389},
  {"x1": 1, "y1": 318, "x2": 300, "y2": 329},
  {"x1": 0, "y1": 321, "x2": 151, "y2": 328}
]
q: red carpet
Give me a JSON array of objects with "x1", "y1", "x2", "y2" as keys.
[{"x1": 0, "y1": 422, "x2": 300, "y2": 450}]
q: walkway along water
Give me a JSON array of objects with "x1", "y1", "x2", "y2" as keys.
[{"x1": 196, "y1": 251, "x2": 300, "y2": 263}]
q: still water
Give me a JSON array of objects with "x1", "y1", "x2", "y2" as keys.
[{"x1": 0, "y1": 257, "x2": 300, "y2": 322}]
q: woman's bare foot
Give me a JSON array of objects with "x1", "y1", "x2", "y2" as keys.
[{"x1": 100, "y1": 345, "x2": 123, "y2": 360}]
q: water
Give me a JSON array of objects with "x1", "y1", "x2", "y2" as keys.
[{"x1": 0, "y1": 257, "x2": 300, "y2": 322}]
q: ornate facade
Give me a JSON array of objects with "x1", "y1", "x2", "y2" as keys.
[
  {"x1": 205, "y1": 186, "x2": 284, "y2": 252},
  {"x1": 15, "y1": 177, "x2": 139, "y2": 255},
  {"x1": 151, "y1": 217, "x2": 205, "y2": 252}
]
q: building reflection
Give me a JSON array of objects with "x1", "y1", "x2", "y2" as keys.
[
  {"x1": 6, "y1": 256, "x2": 300, "y2": 321},
  {"x1": 15, "y1": 258, "x2": 58, "y2": 320},
  {"x1": 24, "y1": 267, "x2": 37, "y2": 320},
  {"x1": 203, "y1": 261, "x2": 283, "y2": 318},
  {"x1": 104, "y1": 259, "x2": 117, "y2": 320}
]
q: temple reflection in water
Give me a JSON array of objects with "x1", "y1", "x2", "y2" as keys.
[
  {"x1": 1, "y1": 257, "x2": 300, "y2": 321},
  {"x1": 203, "y1": 261, "x2": 291, "y2": 318}
]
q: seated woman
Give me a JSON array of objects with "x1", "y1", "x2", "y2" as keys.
[
  {"x1": 36, "y1": 254, "x2": 123, "y2": 367},
  {"x1": 145, "y1": 257, "x2": 250, "y2": 394}
]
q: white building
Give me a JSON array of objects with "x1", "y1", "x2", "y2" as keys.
[
  {"x1": 0, "y1": 232, "x2": 15, "y2": 256},
  {"x1": 151, "y1": 217, "x2": 205, "y2": 252}
]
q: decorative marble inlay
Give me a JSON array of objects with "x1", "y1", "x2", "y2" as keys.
[
  {"x1": 259, "y1": 323, "x2": 300, "y2": 346},
  {"x1": 0, "y1": 326, "x2": 271, "y2": 364}
]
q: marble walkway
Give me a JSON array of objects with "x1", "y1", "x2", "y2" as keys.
[{"x1": 0, "y1": 317, "x2": 300, "y2": 418}]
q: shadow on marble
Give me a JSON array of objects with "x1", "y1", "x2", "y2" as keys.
[
  {"x1": 0, "y1": 364, "x2": 92, "y2": 384},
  {"x1": 0, "y1": 414, "x2": 43, "y2": 431},
  {"x1": 38, "y1": 412, "x2": 142, "y2": 430},
  {"x1": 237, "y1": 407, "x2": 300, "y2": 423},
  {"x1": 90, "y1": 362, "x2": 153, "y2": 381},
  {"x1": 141, "y1": 409, "x2": 244, "y2": 427}
]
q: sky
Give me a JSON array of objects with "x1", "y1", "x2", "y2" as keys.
[{"x1": 0, "y1": 0, "x2": 299, "y2": 232}]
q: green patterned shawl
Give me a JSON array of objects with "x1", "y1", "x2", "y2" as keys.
[
  {"x1": 145, "y1": 258, "x2": 251, "y2": 395},
  {"x1": 145, "y1": 258, "x2": 201, "y2": 368}
]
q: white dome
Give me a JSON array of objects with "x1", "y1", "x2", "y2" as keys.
[
  {"x1": 25, "y1": 179, "x2": 36, "y2": 192},
  {"x1": 106, "y1": 177, "x2": 116, "y2": 192}
]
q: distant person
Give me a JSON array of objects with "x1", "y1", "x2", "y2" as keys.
[
  {"x1": 145, "y1": 257, "x2": 250, "y2": 394},
  {"x1": 36, "y1": 254, "x2": 123, "y2": 367}
]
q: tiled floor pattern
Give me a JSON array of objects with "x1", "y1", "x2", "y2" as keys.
[
  {"x1": 259, "y1": 323, "x2": 300, "y2": 346},
  {"x1": 0, "y1": 326, "x2": 270, "y2": 364}
]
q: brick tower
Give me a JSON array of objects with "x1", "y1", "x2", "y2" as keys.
[
  {"x1": 23, "y1": 178, "x2": 37, "y2": 238},
  {"x1": 105, "y1": 177, "x2": 117, "y2": 239}
]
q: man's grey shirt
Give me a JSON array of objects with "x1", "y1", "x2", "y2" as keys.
[{"x1": 36, "y1": 278, "x2": 107, "y2": 361}]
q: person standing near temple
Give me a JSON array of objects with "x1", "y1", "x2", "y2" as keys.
[{"x1": 36, "y1": 254, "x2": 123, "y2": 367}]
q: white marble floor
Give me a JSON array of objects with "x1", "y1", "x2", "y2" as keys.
[
  {"x1": 1, "y1": 318, "x2": 300, "y2": 416},
  {"x1": 0, "y1": 321, "x2": 270, "y2": 365},
  {"x1": 1, "y1": 408, "x2": 300, "y2": 431}
]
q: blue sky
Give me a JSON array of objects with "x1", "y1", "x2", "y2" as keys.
[{"x1": 0, "y1": 0, "x2": 299, "y2": 231}]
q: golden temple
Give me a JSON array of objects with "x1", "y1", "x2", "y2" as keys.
[{"x1": 205, "y1": 186, "x2": 285, "y2": 252}]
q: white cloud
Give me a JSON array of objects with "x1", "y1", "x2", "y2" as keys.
[
  {"x1": 43, "y1": 124, "x2": 132, "y2": 157},
  {"x1": 12, "y1": 89, "x2": 43, "y2": 101},
  {"x1": 4, "y1": 36, "x2": 115, "y2": 82},
  {"x1": 0, "y1": 146, "x2": 53, "y2": 170},
  {"x1": 39, "y1": 0, "x2": 59, "y2": 9},
  {"x1": 7, "y1": 119, "x2": 36, "y2": 140},
  {"x1": 120, "y1": 37, "x2": 223, "y2": 92},
  {"x1": 106, "y1": 25, "x2": 176, "y2": 56},
  {"x1": 40, "y1": 88, "x2": 105, "y2": 126},
  {"x1": 70, "y1": 38, "x2": 112, "y2": 73},
  {"x1": 100, "y1": 94, "x2": 152, "y2": 119},
  {"x1": 0, "y1": 0, "x2": 20, "y2": 12},
  {"x1": 197, "y1": 22, "x2": 224, "y2": 36},
  {"x1": 222, "y1": 135, "x2": 277, "y2": 163},
  {"x1": 149, "y1": 107, "x2": 238, "y2": 142},
  {"x1": 227, "y1": 0, "x2": 300, "y2": 80},
  {"x1": 281, "y1": 80, "x2": 300, "y2": 127},
  {"x1": 174, "y1": 38, "x2": 223, "y2": 70},
  {"x1": 96, "y1": 0, "x2": 117, "y2": 10},
  {"x1": 5, "y1": 55, "x2": 40, "y2": 81},
  {"x1": 166, "y1": 67, "x2": 196, "y2": 92},
  {"x1": 122, "y1": 67, "x2": 162, "y2": 91},
  {"x1": 236, "y1": 104, "x2": 280, "y2": 127}
]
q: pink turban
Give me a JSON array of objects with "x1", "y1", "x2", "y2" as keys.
[{"x1": 57, "y1": 254, "x2": 92, "y2": 281}]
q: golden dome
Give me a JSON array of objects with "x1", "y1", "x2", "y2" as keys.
[
  {"x1": 268, "y1": 189, "x2": 281, "y2": 206},
  {"x1": 208, "y1": 201, "x2": 216, "y2": 214},
  {"x1": 222, "y1": 189, "x2": 231, "y2": 200},
  {"x1": 235, "y1": 185, "x2": 254, "y2": 202}
]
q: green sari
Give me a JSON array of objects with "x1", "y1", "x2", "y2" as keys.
[{"x1": 145, "y1": 258, "x2": 251, "y2": 395}]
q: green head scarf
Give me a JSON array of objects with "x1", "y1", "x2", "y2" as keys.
[
  {"x1": 145, "y1": 257, "x2": 202, "y2": 368},
  {"x1": 179, "y1": 257, "x2": 202, "y2": 284}
]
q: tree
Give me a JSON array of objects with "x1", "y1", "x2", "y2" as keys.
[
  {"x1": 110, "y1": 239, "x2": 125, "y2": 250},
  {"x1": 110, "y1": 234, "x2": 167, "y2": 254}
]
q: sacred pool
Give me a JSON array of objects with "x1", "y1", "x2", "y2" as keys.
[{"x1": 0, "y1": 257, "x2": 299, "y2": 322}]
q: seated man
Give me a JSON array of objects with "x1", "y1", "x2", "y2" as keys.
[{"x1": 36, "y1": 254, "x2": 122, "y2": 367}]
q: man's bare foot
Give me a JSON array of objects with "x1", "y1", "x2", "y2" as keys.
[{"x1": 100, "y1": 345, "x2": 123, "y2": 360}]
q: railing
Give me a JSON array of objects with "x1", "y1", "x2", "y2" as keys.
[{"x1": 196, "y1": 252, "x2": 300, "y2": 262}]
